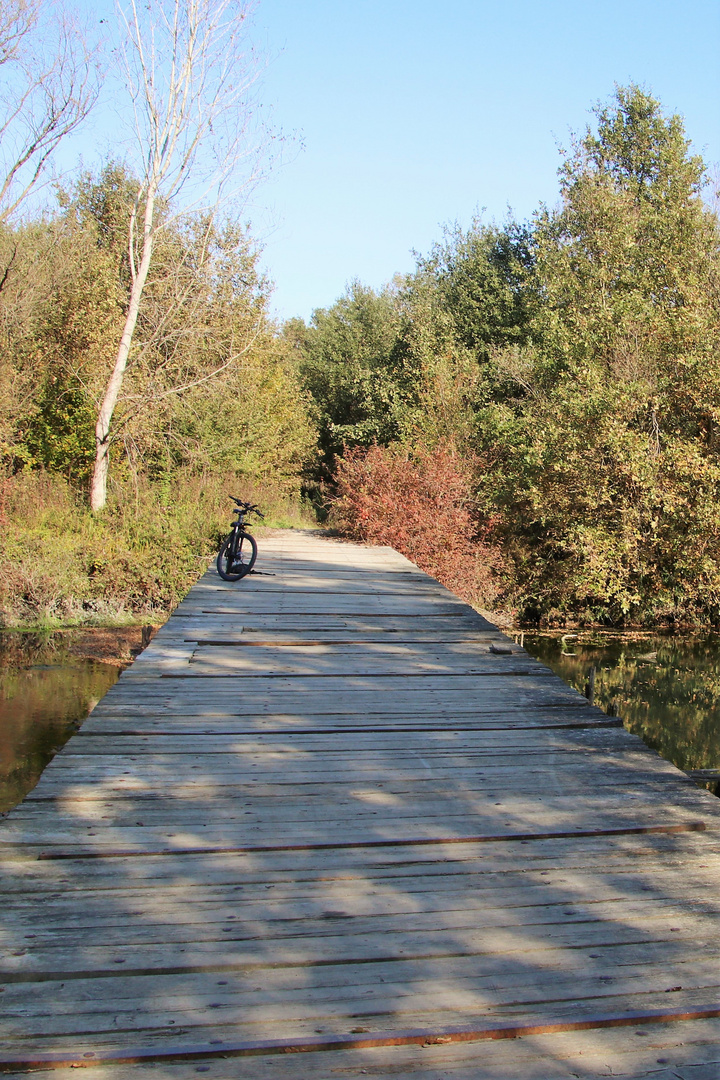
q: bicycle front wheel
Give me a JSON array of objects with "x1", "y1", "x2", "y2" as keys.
[{"x1": 216, "y1": 531, "x2": 257, "y2": 581}]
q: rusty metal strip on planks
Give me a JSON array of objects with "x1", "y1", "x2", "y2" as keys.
[
  {"x1": 72, "y1": 719, "x2": 625, "y2": 736},
  {"x1": 188, "y1": 639, "x2": 506, "y2": 646},
  {"x1": 196, "y1": 609, "x2": 479, "y2": 616},
  {"x1": 2, "y1": 1005, "x2": 720, "y2": 1069},
  {"x1": 160, "y1": 670, "x2": 547, "y2": 678},
  {"x1": 35, "y1": 821, "x2": 707, "y2": 860}
]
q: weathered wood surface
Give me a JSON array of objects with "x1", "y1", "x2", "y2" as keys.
[{"x1": 2, "y1": 530, "x2": 720, "y2": 1077}]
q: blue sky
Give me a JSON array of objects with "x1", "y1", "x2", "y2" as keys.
[
  {"x1": 67, "y1": 0, "x2": 719, "y2": 323},
  {"x1": 248, "y1": 0, "x2": 719, "y2": 322}
]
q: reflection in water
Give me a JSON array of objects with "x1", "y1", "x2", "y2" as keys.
[
  {"x1": 0, "y1": 633, "x2": 120, "y2": 813},
  {"x1": 519, "y1": 632, "x2": 720, "y2": 774}
]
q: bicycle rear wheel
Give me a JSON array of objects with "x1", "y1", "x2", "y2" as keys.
[{"x1": 216, "y1": 531, "x2": 257, "y2": 581}]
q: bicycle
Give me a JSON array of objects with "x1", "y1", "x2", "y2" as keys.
[{"x1": 216, "y1": 497, "x2": 264, "y2": 581}]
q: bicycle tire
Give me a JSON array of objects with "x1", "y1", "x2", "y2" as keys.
[{"x1": 216, "y1": 531, "x2": 257, "y2": 581}]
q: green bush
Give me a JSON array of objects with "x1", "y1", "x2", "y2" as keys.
[{"x1": 0, "y1": 471, "x2": 316, "y2": 628}]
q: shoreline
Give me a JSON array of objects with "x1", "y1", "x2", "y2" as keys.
[
  {"x1": 4, "y1": 619, "x2": 719, "y2": 668},
  {"x1": 0, "y1": 625, "x2": 160, "y2": 667}
]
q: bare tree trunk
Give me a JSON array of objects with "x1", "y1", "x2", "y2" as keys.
[{"x1": 90, "y1": 195, "x2": 155, "y2": 512}]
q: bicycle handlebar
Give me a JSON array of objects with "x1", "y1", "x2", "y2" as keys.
[{"x1": 230, "y1": 496, "x2": 264, "y2": 518}]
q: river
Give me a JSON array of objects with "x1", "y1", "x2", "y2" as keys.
[
  {"x1": 0, "y1": 630, "x2": 133, "y2": 814},
  {"x1": 519, "y1": 631, "x2": 720, "y2": 779}
]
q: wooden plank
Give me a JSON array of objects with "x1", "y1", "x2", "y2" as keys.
[
  {"x1": 4, "y1": 884, "x2": 720, "y2": 942},
  {"x1": 3, "y1": 1017, "x2": 720, "y2": 1079},
  {"x1": 175, "y1": 616, "x2": 499, "y2": 633},
  {"x1": 74, "y1": 716, "x2": 622, "y2": 735},
  {"x1": 4, "y1": 999, "x2": 720, "y2": 1066},
  {"x1": 98, "y1": 676, "x2": 585, "y2": 700},
  {"x1": 59, "y1": 724, "x2": 653, "y2": 748},
  {"x1": 2, "y1": 907, "x2": 718, "y2": 979}
]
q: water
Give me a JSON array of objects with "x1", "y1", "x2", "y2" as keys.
[
  {"x1": 0, "y1": 633, "x2": 121, "y2": 813},
  {"x1": 518, "y1": 632, "x2": 720, "y2": 775}
]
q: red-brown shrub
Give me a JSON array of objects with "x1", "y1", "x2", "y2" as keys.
[{"x1": 331, "y1": 443, "x2": 504, "y2": 608}]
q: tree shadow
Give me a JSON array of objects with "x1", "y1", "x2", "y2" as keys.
[{"x1": 1, "y1": 545, "x2": 720, "y2": 1074}]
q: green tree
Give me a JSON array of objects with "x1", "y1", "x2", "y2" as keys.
[
  {"x1": 12, "y1": 165, "x2": 135, "y2": 480},
  {"x1": 420, "y1": 218, "x2": 536, "y2": 361},
  {"x1": 296, "y1": 220, "x2": 536, "y2": 470},
  {"x1": 165, "y1": 339, "x2": 317, "y2": 488},
  {"x1": 296, "y1": 281, "x2": 408, "y2": 469},
  {"x1": 533, "y1": 84, "x2": 714, "y2": 386},
  {"x1": 383, "y1": 219, "x2": 536, "y2": 451},
  {"x1": 2, "y1": 162, "x2": 315, "y2": 501},
  {"x1": 482, "y1": 84, "x2": 720, "y2": 623}
]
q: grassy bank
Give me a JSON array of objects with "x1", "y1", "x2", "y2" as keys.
[{"x1": 0, "y1": 472, "x2": 317, "y2": 629}]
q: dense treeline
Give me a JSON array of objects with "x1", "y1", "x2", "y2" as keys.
[
  {"x1": 292, "y1": 86, "x2": 720, "y2": 626},
  {"x1": 3, "y1": 83, "x2": 719, "y2": 629}
]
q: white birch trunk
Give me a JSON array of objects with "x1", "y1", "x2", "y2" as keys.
[{"x1": 89, "y1": 193, "x2": 155, "y2": 512}]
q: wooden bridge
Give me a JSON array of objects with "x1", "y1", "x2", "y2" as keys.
[{"x1": 2, "y1": 531, "x2": 720, "y2": 1077}]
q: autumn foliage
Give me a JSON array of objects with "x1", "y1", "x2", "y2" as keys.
[{"x1": 331, "y1": 444, "x2": 503, "y2": 608}]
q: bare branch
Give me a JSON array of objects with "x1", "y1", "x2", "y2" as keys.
[
  {"x1": 119, "y1": 0, "x2": 263, "y2": 222},
  {"x1": 0, "y1": 0, "x2": 37, "y2": 67},
  {"x1": 0, "y1": 1, "x2": 100, "y2": 223},
  {"x1": 106, "y1": 331, "x2": 261, "y2": 442}
]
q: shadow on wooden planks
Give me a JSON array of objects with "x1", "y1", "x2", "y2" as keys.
[{"x1": 1, "y1": 531, "x2": 720, "y2": 1075}]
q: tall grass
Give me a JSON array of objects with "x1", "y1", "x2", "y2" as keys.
[{"x1": 0, "y1": 471, "x2": 317, "y2": 628}]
